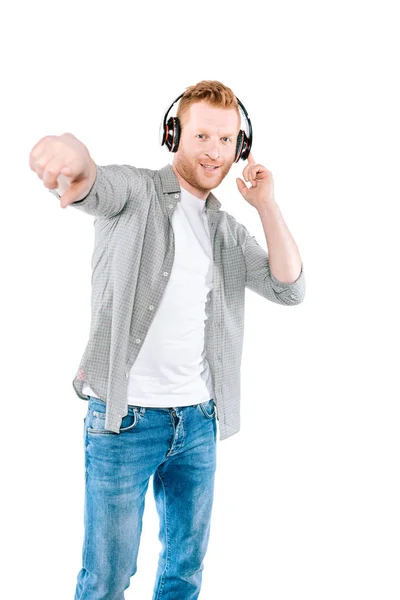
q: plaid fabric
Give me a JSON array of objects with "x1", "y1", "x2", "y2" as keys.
[{"x1": 49, "y1": 163, "x2": 305, "y2": 440}]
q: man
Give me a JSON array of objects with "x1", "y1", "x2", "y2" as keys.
[{"x1": 29, "y1": 80, "x2": 305, "y2": 599}]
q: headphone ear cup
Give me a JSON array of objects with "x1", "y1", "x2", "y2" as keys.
[
  {"x1": 165, "y1": 116, "x2": 181, "y2": 152},
  {"x1": 172, "y1": 117, "x2": 180, "y2": 152},
  {"x1": 240, "y1": 132, "x2": 250, "y2": 160},
  {"x1": 165, "y1": 116, "x2": 174, "y2": 151},
  {"x1": 235, "y1": 130, "x2": 244, "y2": 163}
]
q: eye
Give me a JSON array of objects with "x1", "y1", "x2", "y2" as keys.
[{"x1": 196, "y1": 134, "x2": 231, "y2": 142}]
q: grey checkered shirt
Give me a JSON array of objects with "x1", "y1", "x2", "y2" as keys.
[{"x1": 49, "y1": 162, "x2": 305, "y2": 440}]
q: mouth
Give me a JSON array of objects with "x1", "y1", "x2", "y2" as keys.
[{"x1": 200, "y1": 163, "x2": 221, "y2": 172}]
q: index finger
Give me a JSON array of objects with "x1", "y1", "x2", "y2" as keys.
[{"x1": 247, "y1": 151, "x2": 256, "y2": 165}]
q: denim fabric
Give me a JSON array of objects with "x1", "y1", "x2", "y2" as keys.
[{"x1": 74, "y1": 395, "x2": 217, "y2": 600}]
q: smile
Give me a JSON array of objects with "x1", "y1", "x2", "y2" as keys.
[{"x1": 200, "y1": 164, "x2": 221, "y2": 171}]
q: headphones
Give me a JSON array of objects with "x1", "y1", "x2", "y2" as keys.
[{"x1": 159, "y1": 91, "x2": 253, "y2": 163}]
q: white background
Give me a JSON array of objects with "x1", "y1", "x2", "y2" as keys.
[{"x1": 1, "y1": 0, "x2": 399, "y2": 598}]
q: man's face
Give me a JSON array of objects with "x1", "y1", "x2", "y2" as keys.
[{"x1": 172, "y1": 100, "x2": 240, "y2": 197}]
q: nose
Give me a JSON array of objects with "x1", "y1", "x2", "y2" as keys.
[{"x1": 205, "y1": 139, "x2": 220, "y2": 160}]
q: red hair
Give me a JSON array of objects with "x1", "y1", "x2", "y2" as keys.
[{"x1": 176, "y1": 80, "x2": 240, "y2": 129}]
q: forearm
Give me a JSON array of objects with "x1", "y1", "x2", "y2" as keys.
[
  {"x1": 49, "y1": 163, "x2": 143, "y2": 219},
  {"x1": 257, "y1": 200, "x2": 303, "y2": 283}
]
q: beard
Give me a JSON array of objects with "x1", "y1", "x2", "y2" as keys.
[{"x1": 173, "y1": 149, "x2": 232, "y2": 193}]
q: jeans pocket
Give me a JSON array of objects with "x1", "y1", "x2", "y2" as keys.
[
  {"x1": 198, "y1": 399, "x2": 217, "y2": 419},
  {"x1": 87, "y1": 399, "x2": 138, "y2": 434}
]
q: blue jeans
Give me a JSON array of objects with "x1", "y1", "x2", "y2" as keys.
[{"x1": 75, "y1": 396, "x2": 217, "y2": 600}]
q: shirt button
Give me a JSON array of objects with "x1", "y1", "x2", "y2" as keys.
[
  {"x1": 163, "y1": 272, "x2": 168, "y2": 276},
  {"x1": 169, "y1": 204, "x2": 174, "y2": 208},
  {"x1": 136, "y1": 339, "x2": 141, "y2": 344},
  {"x1": 174, "y1": 194, "x2": 179, "y2": 198},
  {"x1": 149, "y1": 305, "x2": 154, "y2": 310},
  {"x1": 125, "y1": 372, "x2": 129, "y2": 378}
]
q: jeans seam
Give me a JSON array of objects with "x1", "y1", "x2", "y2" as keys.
[{"x1": 154, "y1": 469, "x2": 170, "y2": 600}]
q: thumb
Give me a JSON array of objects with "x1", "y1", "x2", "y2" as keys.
[
  {"x1": 59, "y1": 178, "x2": 89, "y2": 208},
  {"x1": 58, "y1": 170, "x2": 95, "y2": 209},
  {"x1": 236, "y1": 177, "x2": 248, "y2": 198}
]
